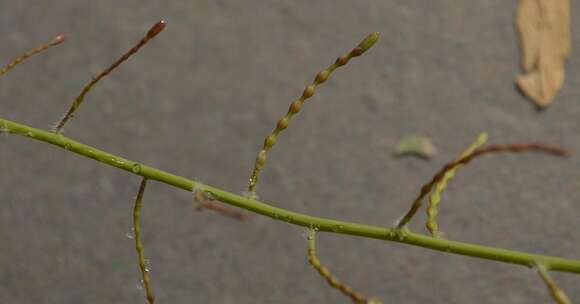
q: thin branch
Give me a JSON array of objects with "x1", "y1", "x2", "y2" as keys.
[
  {"x1": 396, "y1": 143, "x2": 567, "y2": 229},
  {"x1": 426, "y1": 133, "x2": 488, "y2": 237},
  {"x1": 307, "y1": 229, "x2": 373, "y2": 304},
  {"x1": 0, "y1": 34, "x2": 65, "y2": 77},
  {"x1": 133, "y1": 177, "x2": 155, "y2": 304},
  {"x1": 2, "y1": 118, "x2": 580, "y2": 273},
  {"x1": 246, "y1": 32, "x2": 380, "y2": 198},
  {"x1": 193, "y1": 189, "x2": 247, "y2": 221},
  {"x1": 52, "y1": 20, "x2": 166, "y2": 133},
  {"x1": 536, "y1": 263, "x2": 571, "y2": 304}
]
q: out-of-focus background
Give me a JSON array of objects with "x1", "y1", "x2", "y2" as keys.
[{"x1": 1, "y1": 1, "x2": 580, "y2": 303}]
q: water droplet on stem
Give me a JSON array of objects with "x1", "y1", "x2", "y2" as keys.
[{"x1": 126, "y1": 227, "x2": 135, "y2": 239}]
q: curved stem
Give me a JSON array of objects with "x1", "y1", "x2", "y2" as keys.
[
  {"x1": 307, "y1": 228, "x2": 369, "y2": 303},
  {"x1": 133, "y1": 178, "x2": 155, "y2": 304},
  {"x1": 2, "y1": 117, "x2": 580, "y2": 274}
]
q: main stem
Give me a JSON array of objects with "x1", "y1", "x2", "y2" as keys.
[{"x1": 2, "y1": 117, "x2": 580, "y2": 273}]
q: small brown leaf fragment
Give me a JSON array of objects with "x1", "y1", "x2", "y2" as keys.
[{"x1": 515, "y1": 0, "x2": 570, "y2": 108}]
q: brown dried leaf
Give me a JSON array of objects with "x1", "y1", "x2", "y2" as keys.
[{"x1": 515, "y1": 0, "x2": 570, "y2": 108}]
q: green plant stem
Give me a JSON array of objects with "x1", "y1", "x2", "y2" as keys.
[
  {"x1": 2, "y1": 117, "x2": 580, "y2": 274},
  {"x1": 133, "y1": 177, "x2": 155, "y2": 304}
]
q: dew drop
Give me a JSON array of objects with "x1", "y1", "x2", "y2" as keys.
[
  {"x1": 26, "y1": 131, "x2": 34, "y2": 137},
  {"x1": 126, "y1": 227, "x2": 135, "y2": 239},
  {"x1": 136, "y1": 280, "x2": 144, "y2": 290},
  {"x1": 242, "y1": 190, "x2": 259, "y2": 200},
  {"x1": 248, "y1": 177, "x2": 256, "y2": 189},
  {"x1": 203, "y1": 191, "x2": 215, "y2": 201},
  {"x1": 132, "y1": 163, "x2": 142, "y2": 174},
  {"x1": 64, "y1": 143, "x2": 72, "y2": 150},
  {"x1": 144, "y1": 259, "x2": 152, "y2": 272}
]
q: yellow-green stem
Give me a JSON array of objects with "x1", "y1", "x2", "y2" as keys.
[
  {"x1": 246, "y1": 32, "x2": 380, "y2": 196},
  {"x1": 307, "y1": 228, "x2": 370, "y2": 303},
  {"x1": 133, "y1": 177, "x2": 155, "y2": 304},
  {"x1": 2, "y1": 117, "x2": 580, "y2": 274},
  {"x1": 536, "y1": 263, "x2": 571, "y2": 304}
]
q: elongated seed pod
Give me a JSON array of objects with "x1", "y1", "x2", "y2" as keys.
[
  {"x1": 133, "y1": 178, "x2": 155, "y2": 304},
  {"x1": 53, "y1": 20, "x2": 167, "y2": 133},
  {"x1": 396, "y1": 142, "x2": 567, "y2": 229},
  {"x1": 246, "y1": 32, "x2": 380, "y2": 197},
  {"x1": 426, "y1": 133, "x2": 487, "y2": 237},
  {"x1": 307, "y1": 228, "x2": 379, "y2": 304}
]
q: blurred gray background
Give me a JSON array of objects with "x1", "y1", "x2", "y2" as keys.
[{"x1": 1, "y1": 1, "x2": 580, "y2": 303}]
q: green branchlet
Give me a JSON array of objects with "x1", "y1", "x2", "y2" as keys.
[
  {"x1": 396, "y1": 142, "x2": 567, "y2": 230},
  {"x1": 0, "y1": 34, "x2": 65, "y2": 77},
  {"x1": 426, "y1": 133, "x2": 487, "y2": 237},
  {"x1": 536, "y1": 263, "x2": 571, "y2": 304},
  {"x1": 52, "y1": 20, "x2": 166, "y2": 133},
  {"x1": 246, "y1": 32, "x2": 380, "y2": 198},
  {"x1": 133, "y1": 178, "x2": 155, "y2": 304},
  {"x1": 307, "y1": 228, "x2": 378, "y2": 304}
]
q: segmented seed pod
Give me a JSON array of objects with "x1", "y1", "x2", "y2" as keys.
[
  {"x1": 0, "y1": 33, "x2": 66, "y2": 77},
  {"x1": 246, "y1": 32, "x2": 380, "y2": 195},
  {"x1": 426, "y1": 133, "x2": 487, "y2": 237},
  {"x1": 306, "y1": 228, "x2": 376, "y2": 304},
  {"x1": 397, "y1": 139, "x2": 566, "y2": 230},
  {"x1": 132, "y1": 178, "x2": 155, "y2": 304},
  {"x1": 53, "y1": 20, "x2": 167, "y2": 133}
]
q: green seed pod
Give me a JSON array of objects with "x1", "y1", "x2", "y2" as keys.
[
  {"x1": 289, "y1": 100, "x2": 303, "y2": 114},
  {"x1": 314, "y1": 70, "x2": 330, "y2": 84},
  {"x1": 302, "y1": 85, "x2": 315, "y2": 99},
  {"x1": 276, "y1": 117, "x2": 289, "y2": 130},
  {"x1": 357, "y1": 32, "x2": 380, "y2": 53},
  {"x1": 335, "y1": 55, "x2": 349, "y2": 66},
  {"x1": 256, "y1": 150, "x2": 267, "y2": 167},
  {"x1": 264, "y1": 135, "x2": 277, "y2": 148}
]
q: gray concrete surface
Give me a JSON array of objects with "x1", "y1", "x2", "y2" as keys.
[{"x1": 1, "y1": 1, "x2": 580, "y2": 303}]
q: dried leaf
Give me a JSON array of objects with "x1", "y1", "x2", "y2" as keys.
[
  {"x1": 515, "y1": 0, "x2": 570, "y2": 108},
  {"x1": 394, "y1": 134, "x2": 436, "y2": 159}
]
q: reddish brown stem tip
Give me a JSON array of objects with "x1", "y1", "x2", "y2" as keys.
[
  {"x1": 52, "y1": 34, "x2": 66, "y2": 46},
  {"x1": 147, "y1": 20, "x2": 167, "y2": 39}
]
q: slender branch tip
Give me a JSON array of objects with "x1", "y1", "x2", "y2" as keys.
[
  {"x1": 52, "y1": 20, "x2": 165, "y2": 133},
  {"x1": 358, "y1": 32, "x2": 380, "y2": 52},
  {"x1": 52, "y1": 34, "x2": 66, "y2": 45},
  {"x1": 0, "y1": 33, "x2": 67, "y2": 77},
  {"x1": 147, "y1": 20, "x2": 167, "y2": 39}
]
